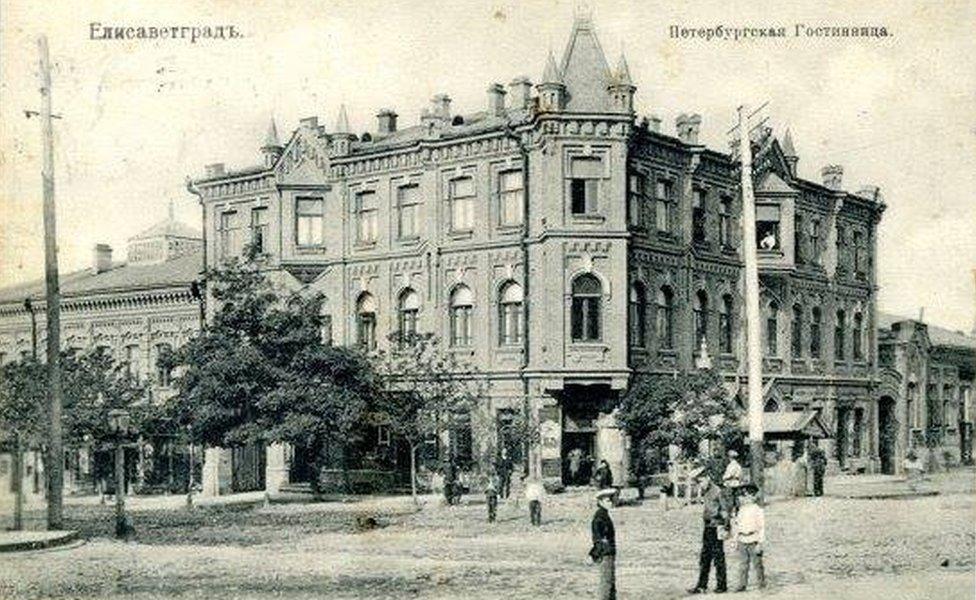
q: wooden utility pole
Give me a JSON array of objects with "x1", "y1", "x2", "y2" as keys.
[
  {"x1": 737, "y1": 105, "x2": 765, "y2": 495},
  {"x1": 38, "y1": 35, "x2": 65, "y2": 530}
]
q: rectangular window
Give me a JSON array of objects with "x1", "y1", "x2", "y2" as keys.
[
  {"x1": 155, "y1": 344, "x2": 173, "y2": 387},
  {"x1": 450, "y1": 177, "x2": 475, "y2": 231},
  {"x1": 794, "y1": 214, "x2": 803, "y2": 264},
  {"x1": 627, "y1": 173, "x2": 644, "y2": 227},
  {"x1": 218, "y1": 211, "x2": 241, "y2": 259},
  {"x1": 124, "y1": 344, "x2": 141, "y2": 380},
  {"x1": 835, "y1": 313, "x2": 846, "y2": 361},
  {"x1": 692, "y1": 188, "x2": 707, "y2": 243},
  {"x1": 250, "y1": 207, "x2": 268, "y2": 254},
  {"x1": 719, "y1": 197, "x2": 732, "y2": 248},
  {"x1": 570, "y1": 157, "x2": 601, "y2": 215},
  {"x1": 498, "y1": 170, "x2": 524, "y2": 227},
  {"x1": 853, "y1": 230, "x2": 866, "y2": 279},
  {"x1": 756, "y1": 205, "x2": 780, "y2": 250},
  {"x1": 397, "y1": 185, "x2": 420, "y2": 239},
  {"x1": 295, "y1": 197, "x2": 324, "y2": 246},
  {"x1": 809, "y1": 218, "x2": 821, "y2": 264},
  {"x1": 356, "y1": 191, "x2": 378, "y2": 243},
  {"x1": 655, "y1": 180, "x2": 673, "y2": 232}
]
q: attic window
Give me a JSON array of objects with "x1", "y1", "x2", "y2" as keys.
[{"x1": 452, "y1": 115, "x2": 464, "y2": 126}]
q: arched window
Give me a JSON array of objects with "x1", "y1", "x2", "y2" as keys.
[
  {"x1": 852, "y1": 312, "x2": 864, "y2": 360},
  {"x1": 154, "y1": 343, "x2": 173, "y2": 387},
  {"x1": 450, "y1": 285, "x2": 474, "y2": 346},
  {"x1": 766, "y1": 301, "x2": 779, "y2": 356},
  {"x1": 629, "y1": 282, "x2": 647, "y2": 348},
  {"x1": 398, "y1": 289, "x2": 420, "y2": 345},
  {"x1": 835, "y1": 310, "x2": 846, "y2": 361},
  {"x1": 571, "y1": 274, "x2": 602, "y2": 342},
  {"x1": 498, "y1": 281, "x2": 523, "y2": 346},
  {"x1": 693, "y1": 290, "x2": 708, "y2": 352},
  {"x1": 791, "y1": 304, "x2": 803, "y2": 358},
  {"x1": 719, "y1": 294, "x2": 733, "y2": 354},
  {"x1": 356, "y1": 293, "x2": 377, "y2": 350},
  {"x1": 656, "y1": 286, "x2": 674, "y2": 350},
  {"x1": 810, "y1": 307, "x2": 822, "y2": 358},
  {"x1": 764, "y1": 399, "x2": 780, "y2": 413}
]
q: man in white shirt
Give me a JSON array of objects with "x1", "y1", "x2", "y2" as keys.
[
  {"x1": 733, "y1": 484, "x2": 766, "y2": 592},
  {"x1": 723, "y1": 449, "x2": 744, "y2": 511},
  {"x1": 525, "y1": 475, "x2": 545, "y2": 526}
]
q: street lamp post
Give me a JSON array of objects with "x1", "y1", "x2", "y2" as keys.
[
  {"x1": 107, "y1": 408, "x2": 130, "y2": 538},
  {"x1": 186, "y1": 424, "x2": 194, "y2": 508}
]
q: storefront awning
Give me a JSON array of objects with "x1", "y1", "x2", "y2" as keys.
[{"x1": 739, "y1": 411, "x2": 831, "y2": 440}]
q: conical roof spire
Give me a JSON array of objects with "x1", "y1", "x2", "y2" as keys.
[
  {"x1": 614, "y1": 52, "x2": 632, "y2": 85},
  {"x1": 781, "y1": 127, "x2": 797, "y2": 157},
  {"x1": 542, "y1": 50, "x2": 562, "y2": 84},
  {"x1": 263, "y1": 118, "x2": 281, "y2": 148},
  {"x1": 335, "y1": 104, "x2": 350, "y2": 135}
]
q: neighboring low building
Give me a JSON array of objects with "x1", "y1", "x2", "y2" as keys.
[
  {"x1": 877, "y1": 314, "x2": 976, "y2": 473},
  {"x1": 0, "y1": 214, "x2": 205, "y2": 505}
]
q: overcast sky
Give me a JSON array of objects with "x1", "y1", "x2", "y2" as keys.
[{"x1": 1, "y1": 0, "x2": 974, "y2": 332}]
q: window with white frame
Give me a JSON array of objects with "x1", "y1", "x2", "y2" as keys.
[
  {"x1": 569, "y1": 157, "x2": 601, "y2": 215},
  {"x1": 719, "y1": 196, "x2": 733, "y2": 248},
  {"x1": 250, "y1": 207, "x2": 268, "y2": 254},
  {"x1": 450, "y1": 177, "x2": 475, "y2": 231},
  {"x1": 498, "y1": 170, "x2": 524, "y2": 227},
  {"x1": 692, "y1": 188, "x2": 707, "y2": 244},
  {"x1": 356, "y1": 293, "x2": 377, "y2": 350},
  {"x1": 295, "y1": 197, "x2": 324, "y2": 246},
  {"x1": 124, "y1": 344, "x2": 142, "y2": 380},
  {"x1": 571, "y1": 274, "x2": 602, "y2": 342},
  {"x1": 397, "y1": 185, "x2": 420, "y2": 239},
  {"x1": 627, "y1": 173, "x2": 645, "y2": 227},
  {"x1": 398, "y1": 288, "x2": 420, "y2": 345},
  {"x1": 656, "y1": 286, "x2": 674, "y2": 349},
  {"x1": 218, "y1": 210, "x2": 241, "y2": 259},
  {"x1": 629, "y1": 282, "x2": 647, "y2": 347},
  {"x1": 154, "y1": 343, "x2": 173, "y2": 387},
  {"x1": 356, "y1": 191, "x2": 378, "y2": 243},
  {"x1": 655, "y1": 180, "x2": 673, "y2": 233},
  {"x1": 450, "y1": 285, "x2": 474, "y2": 346},
  {"x1": 498, "y1": 281, "x2": 524, "y2": 346}
]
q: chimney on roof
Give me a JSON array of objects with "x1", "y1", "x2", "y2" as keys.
[
  {"x1": 487, "y1": 83, "x2": 506, "y2": 117},
  {"x1": 676, "y1": 114, "x2": 702, "y2": 144},
  {"x1": 92, "y1": 244, "x2": 112, "y2": 275},
  {"x1": 857, "y1": 185, "x2": 881, "y2": 202},
  {"x1": 300, "y1": 116, "x2": 319, "y2": 130},
  {"x1": 376, "y1": 109, "x2": 398, "y2": 134},
  {"x1": 821, "y1": 164, "x2": 844, "y2": 190},
  {"x1": 649, "y1": 115, "x2": 662, "y2": 132},
  {"x1": 508, "y1": 77, "x2": 533, "y2": 109},
  {"x1": 204, "y1": 163, "x2": 225, "y2": 178},
  {"x1": 432, "y1": 94, "x2": 452, "y2": 120}
]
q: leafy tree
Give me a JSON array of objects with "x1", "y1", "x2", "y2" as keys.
[
  {"x1": 0, "y1": 358, "x2": 47, "y2": 451},
  {"x1": 376, "y1": 332, "x2": 483, "y2": 504},
  {"x1": 617, "y1": 368, "x2": 742, "y2": 483},
  {"x1": 163, "y1": 251, "x2": 382, "y2": 496}
]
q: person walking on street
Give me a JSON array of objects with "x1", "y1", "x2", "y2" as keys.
[
  {"x1": 733, "y1": 484, "x2": 766, "y2": 592},
  {"x1": 594, "y1": 459, "x2": 614, "y2": 489},
  {"x1": 525, "y1": 475, "x2": 545, "y2": 526},
  {"x1": 496, "y1": 447, "x2": 513, "y2": 500},
  {"x1": 589, "y1": 488, "x2": 618, "y2": 600},
  {"x1": 485, "y1": 474, "x2": 499, "y2": 523},
  {"x1": 688, "y1": 472, "x2": 730, "y2": 594},
  {"x1": 809, "y1": 442, "x2": 827, "y2": 497},
  {"x1": 723, "y1": 449, "x2": 744, "y2": 511}
]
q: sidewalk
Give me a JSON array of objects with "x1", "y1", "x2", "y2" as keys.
[
  {"x1": 0, "y1": 529, "x2": 78, "y2": 553},
  {"x1": 733, "y1": 569, "x2": 974, "y2": 600}
]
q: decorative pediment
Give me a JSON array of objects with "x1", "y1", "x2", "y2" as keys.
[
  {"x1": 756, "y1": 170, "x2": 795, "y2": 194},
  {"x1": 282, "y1": 264, "x2": 329, "y2": 285},
  {"x1": 275, "y1": 129, "x2": 331, "y2": 184}
]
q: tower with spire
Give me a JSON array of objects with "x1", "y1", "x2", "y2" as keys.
[
  {"x1": 537, "y1": 51, "x2": 566, "y2": 112},
  {"x1": 331, "y1": 104, "x2": 354, "y2": 157},
  {"x1": 608, "y1": 52, "x2": 635, "y2": 114},
  {"x1": 261, "y1": 118, "x2": 283, "y2": 168},
  {"x1": 781, "y1": 128, "x2": 798, "y2": 177}
]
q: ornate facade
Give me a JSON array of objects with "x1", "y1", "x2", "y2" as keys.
[{"x1": 192, "y1": 14, "x2": 887, "y2": 493}]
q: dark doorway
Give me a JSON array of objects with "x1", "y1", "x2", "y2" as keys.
[
  {"x1": 561, "y1": 389, "x2": 603, "y2": 486},
  {"x1": 878, "y1": 396, "x2": 897, "y2": 474},
  {"x1": 231, "y1": 443, "x2": 266, "y2": 492},
  {"x1": 562, "y1": 432, "x2": 595, "y2": 485},
  {"x1": 835, "y1": 406, "x2": 850, "y2": 468}
]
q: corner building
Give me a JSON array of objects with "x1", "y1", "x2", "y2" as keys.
[{"x1": 193, "y1": 15, "x2": 886, "y2": 493}]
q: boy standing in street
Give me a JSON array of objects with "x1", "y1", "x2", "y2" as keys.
[
  {"x1": 590, "y1": 488, "x2": 617, "y2": 600},
  {"x1": 525, "y1": 475, "x2": 545, "y2": 526},
  {"x1": 485, "y1": 473, "x2": 499, "y2": 523},
  {"x1": 733, "y1": 484, "x2": 766, "y2": 592},
  {"x1": 688, "y1": 472, "x2": 729, "y2": 594}
]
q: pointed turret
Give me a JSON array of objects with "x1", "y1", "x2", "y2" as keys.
[
  {"x1": 781, "y1": 127, "x2": 798, "y2": 177},
  {"x1": 536, "y1": 50, "x2": 567, "y2": 112},
  {"x1": 557, "y1": 11, "x2": 613, "y2": 112},
  {"x1": 260, "y1": 117, "x2": 284, "y2": 168},
  {"x1": 608, "y1": 52, "x2": 636, "y2": 114},
  {"x1": 331, "y1": 104, "x2": 354, "y2": 156}
]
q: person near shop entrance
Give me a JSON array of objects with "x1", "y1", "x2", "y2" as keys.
[{"x1": 589, "y1": 488, "x2": 617, "y2": 600}]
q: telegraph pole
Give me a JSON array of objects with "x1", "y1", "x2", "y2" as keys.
[
  {"x1": 38, "y1": 35, "x2": 65, "y2": 530},
  {"x1": 737, "y1": 105, "x2": 765, "y2": 495}
]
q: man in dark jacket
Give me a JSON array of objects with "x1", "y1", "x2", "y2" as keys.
[
  {"x1": 590, "y1": 488, "x2": 617, "y2": 600},
  {"x1": 688, "y1": 472, "x2": 729, "y2": 594},
  {"x1": 809, "y1": 442, "x2": 827, "y2": 496}
]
